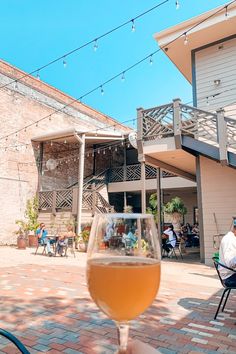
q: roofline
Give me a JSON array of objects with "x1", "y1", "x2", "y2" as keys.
[
  {"x1": 0, "y1": 59, "x2": 131, "y2": 133},
  {"x1": 31, "y1": 127, "x2": 125, "y2": 142},
  {"x1": 154, "y1": 2, "x2": 236, "y2": 44}
]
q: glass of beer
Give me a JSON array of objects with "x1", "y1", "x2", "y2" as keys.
[{"x1": 86, "y1": 213, "x2": 161, "y2": 353}]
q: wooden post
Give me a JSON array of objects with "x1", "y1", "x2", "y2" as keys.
[
  {"x1": 124, "y1": 191, "x2": 127, "y2": 211},
  {"x1": 141, "y1": 161, "x2": 146, "y2": 213},
  {"x1": 37, "y1": 142, "x2": 44, "y2": 193},
  {"x1": 173, "y1": 98, "x2": 182, "y2": 149},
  {"x1": 76, "y1": 134, "x2": 85, "y2": 234},
  {"x1": 216, "y1": 108, "x2": 228, "y2": 166},
  {"x1": 156, "y1": 168, "x2": 162, "y2": 236}
]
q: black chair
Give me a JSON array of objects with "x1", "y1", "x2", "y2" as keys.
[
  {"x1": 0, "y1": 328, "x2": 30, "y2": 353},
  {"x1": 64, "y1": 237, "x2": 76, "y2": 258},
  {"x1": 212, "y1": 256, "x2": 236, "y2": 319}
]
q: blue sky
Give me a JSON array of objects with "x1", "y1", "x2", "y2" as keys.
[{"x1": 0, "y1": 0, "x2": 229, "y2": 126}]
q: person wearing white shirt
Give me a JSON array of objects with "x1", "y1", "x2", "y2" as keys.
[
  {"x1": 219, "y1": 224, "x2": 236, "y2": 286},
  {"x1": 162, "y1": 224, "x2": 177, "y2": 254}
]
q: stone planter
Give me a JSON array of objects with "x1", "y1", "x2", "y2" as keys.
[
  {"x1": 28, "y1": 233, "x2": 38, "y2": 248},
  {"x1": 17, "y1": 235, "x2": 27, "y2": 250},
  {"x1": 78, "y1": 241, "x2": 88, "y2": 252}
]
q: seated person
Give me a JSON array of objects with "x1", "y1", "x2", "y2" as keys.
[
  {"x1": 36, "y1": 223, "x2": 55, "y2": 257},
  {"x1": 122, "y1": 226, "x2": 137, "y2": 248},
  {"x1": 219, "y1": 223, "x2": 236, "y2": 287},
  {"x1": 162, "y1": 224, "x2": 176, "y2": 255},
  {"x1": 104, "y1": 220, "x2": 114, "y2": 247},
  {"x1": 56, "y1": 225, "x2": 75, "y2": 256}
]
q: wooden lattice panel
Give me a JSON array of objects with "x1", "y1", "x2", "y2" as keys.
[
  {"x1": 39, "y1": 191, "x2": 53, "y2": 210},
  {"x1": 56, "y1": 189, "x2": 73, "y2": 209}
]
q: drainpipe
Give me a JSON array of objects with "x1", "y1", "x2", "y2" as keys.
[{"x1": 74, "y1": 133, "x2": 85, "y2": 234}]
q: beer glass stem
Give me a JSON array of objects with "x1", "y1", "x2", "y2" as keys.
[{"x1": 117, "y1": 322, "x2": 129, "y2": 353}]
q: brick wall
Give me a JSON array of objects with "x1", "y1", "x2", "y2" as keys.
[{"x1": 0, "y1": 63, "x2": 129, "y2": 244}]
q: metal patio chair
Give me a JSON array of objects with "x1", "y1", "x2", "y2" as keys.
[
  {"x1": 0, "y1": 328, "x2": 30, "y2": 354},
  {"x1": 64, "y1": 237, "x2": 76, "y2": 258},
  {"x1": 212, "y1": 256, "x2": 236, "y2": 319}
]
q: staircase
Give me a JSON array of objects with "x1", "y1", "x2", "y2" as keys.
[{"x1": 38, "y1": 170, "x2": 114, "y2": 229}]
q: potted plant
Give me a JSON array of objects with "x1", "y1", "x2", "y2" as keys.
[
  {"x1": 15, "y1": 220, "x2": 28, "y2": 249},
  {"x1": 164, "y1": 196, "x2": 187, "y2": 232},
  {"x1": 77, "y1": 229, "x2": 90, "y2": 252},
  {"x1": 25, "y1": 197, "x2": 39, "y2": 247}
]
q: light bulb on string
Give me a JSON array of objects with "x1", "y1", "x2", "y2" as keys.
[
  {"x1": 15, "y1": 81, "x2": 18, "y2": 90},
  {"x1": 36, "y1": 71, "x2": 40, "y2": 80},
  {"x1": 24, "y1": 127, "x2": 27, "y2": 133},
  {"x1": 149, "y1": 55, "x2": 153, "y2": 65},
  {"x1": 103, "y1": 150, "x2": 106, "y2": 155},
  {"x1": 49, "y1": 115, "x2": 52, "y2": 121},
  {"x1": 127, "y1": 143, "x2": 130, "y2": 148},
  {"x1": 175, "y1": 0, "x2": 180, "y2": 10},
  {"x1": 87, "y1": 152, "x2": 90, "y2": 158},
  {"x1": 98, "y1": 149, "x2": 100, "y2": 154},
  {"x1": 94, "y1": 39, "x2": 98, "y2": 51},
  {"x1": 121, "y1": 141, "x2": 124, "y2": 146},
  {"x1": 63, "y1": 57, "x2": 67, "y2": 67},
  {"x1": 64, "y1": 139, "x2": 67, "y2": 144},
  {"x1": 206, "y1": 97, "x2": 210, "y2": 106},
  {"x1": 131, "y1": 19, "x2": 135, "y2": 32},
  {"x1": 115, "y1": 146, "x2": 118, "y2": 152},
  {"x1": 225, "y1": 6, "x2": 229, "y2": 20},
  {"x1": 36, "y1": 122, "x2": 38, "y2": 127},
  {"x1": 100, "y1": 85, "x2": 104, "y2": 96},
  {"x1": 184, "y1": 33, "x2": 188, "y2": 45},
  {"x1": 121, "y1": 72, "x2": 125, "y2": 82},
  {"x1": 50, "y1": 141, "x2": 53, "y2": 146}
]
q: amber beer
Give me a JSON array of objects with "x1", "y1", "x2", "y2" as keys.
[{"x1": 87, "y1": 257, "x2": 161, "y2": 322}]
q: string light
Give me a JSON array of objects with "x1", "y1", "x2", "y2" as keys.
[
  {"x1": 131, "y1": 19, "x2": 136, "y2": 32},
  {"x1": 1, "y1": 1, "x2": 233, "y2": 143},
  {"x1": 225, "y1": 5, "x2": 229, "y2": 19},
  {"x1": 103, "y1": 150, "x2": 106, "y2": 155},
  {"x1": 36, "y1": 71, "x2": 40, "y2": 80},
  {"x1": 14, "y1": 81, "x2": 18, "y2": 90},
  {"x1": 50, "y1": 141, "x2": 53, "y2": 146},
  {"x1": 64, "y1": 139, "x2": 67, "y2": 144},
  {"x1": 149, "y1": 55, "x2": 153, "y2": 65},
  {"x1": 121, "y1": 72, "x2": 125, "y2": 82},
  {"x1": 63, "y1": 57, "x2": 67, "y2": 67},
  {"x1": 175, "y1": 0, "x2": 180, "y2": 10},
  {"x1": 94, "y1": 39, "x2": 98, "y2": 51},
  {"x1": 184, "y1": 33, "x2": 188, "y2": 45},
  {"x1": 100, "y1": 85, "x2": 104, "y2": 95}
]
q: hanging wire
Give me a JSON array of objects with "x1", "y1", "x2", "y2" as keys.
[
  {"x1": 1, "y1": 0, "x2": 235, "y2": 143},
  {"x1": 0, "y1": 0, "x2": 170, "y2": 91}
]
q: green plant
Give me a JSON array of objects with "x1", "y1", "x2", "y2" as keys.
[
  {"x1": 146, "y1": 193, "x2": 158, "y2": 222},
  {"x1": 164, "y1": 197, "x2": 187, "y2": 216},
  {"x1": 123, "y1": 205, "x2": 133, "y2": 213},
  {"x1": 78, "y1": 229, "x2": 90, "y2": 243},
  {"x1": 164, "y1": 197, "x2": 187, "y2": 231},
  {"x1": 134, "y1": 239, "x2": 149, "y2": 252},
  {"x1": 24, "y1": 196, "x2": 39, "y2": 231},
  {"x1": 15, "y1": 220, "x2": 28, "y2": 234}
]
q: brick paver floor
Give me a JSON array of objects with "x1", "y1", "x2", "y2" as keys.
[{"x1": 0, "y1": 247, "x2": 235, "y2": 353}]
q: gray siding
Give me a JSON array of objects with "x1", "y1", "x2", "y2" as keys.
[{"x1": 195, "y1": 37, "x2": 236, "y2": 117}]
